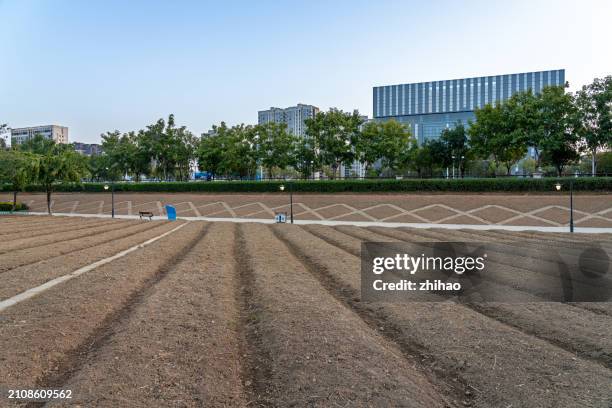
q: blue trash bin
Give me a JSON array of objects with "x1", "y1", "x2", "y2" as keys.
[{"x1": 165, "y1": 205, "x2": 177, "y2": 221}]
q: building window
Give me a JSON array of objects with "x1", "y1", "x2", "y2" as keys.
[
  {"x1": 408, "y1": 84, "x2": 411, "y2": 114},
  {"x1": 382, "y1": 87, "x2": 386, "y2": 116},
  {"x1": 396, "y1": 85, "x2": 400, "y2": 115}
]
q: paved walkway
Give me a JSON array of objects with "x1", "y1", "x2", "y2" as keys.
[{"x1": 16, "y1": 211, "x2": 612, "y2": 234}]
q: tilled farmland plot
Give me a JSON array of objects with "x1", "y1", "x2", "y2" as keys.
[{"x1": 0, "y1": 216, "x2": 611, "y2": 407}]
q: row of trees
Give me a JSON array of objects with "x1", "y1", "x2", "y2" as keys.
[
  {"x1": 467, "y1": 78, "x2": 612, "y2": 176},
  {"x1": 91, "y1": 114, "x2": 198, "y2": 182},
  {"x1": 2, "y1": 76, "x2": 610, "y2": 193},
  {"x1": 0, "y1": 135, "x2": 85, "y2": 213},
  {"x1": 196, "y1": 110, "x2": 413, "y2": 180},
  {"x1": 394, "y1": 77, "x2": 611, "y2": 178}
]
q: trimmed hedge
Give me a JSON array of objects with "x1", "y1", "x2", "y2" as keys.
[
  {"x1": 1, "y1": 177, "x2": 611, "y2": 193},
  {"x1": 0, "y1": 202, "x2": 29, "y2": 211}
]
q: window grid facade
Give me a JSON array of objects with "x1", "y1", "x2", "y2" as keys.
[{"x1": 373, "y1": 69, "x2": 565, "y2": 144}]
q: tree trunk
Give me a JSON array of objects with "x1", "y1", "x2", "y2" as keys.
[
  {"x1": 46, "y1": 189, "x2": 52, "y2": 215},
  {"x1": 12, "y1": 191, "x2": 17, "y2": 211},
  {"x1": 592, "y1": 150, "x2": 596, "y2": 177}
]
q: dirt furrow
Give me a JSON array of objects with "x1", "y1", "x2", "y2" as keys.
[
  {"x1": 478, "y1": 229, "x2": 612, "y2": 244},
  {"x1": 372, "y1": 227, "x2": 612, "y2": 298},
  {"x1": 237, "y1": 223, "x2": 451, "y2": 407},
  {"x1": 300, "y1": 224, "x2": 362, "y2": 256},
  {"x1": 0, "y1": 217, "x2": 103, "y2": 236},
  {"x1": 0, "y1": 218, "x2": 112, "y2": 239},
  {"x1": 272, "y1": 225, "x2": 612, "y2": 408},
  {"x1": 0, "y1": 219, "x2": 125, "y2": 253},
  {"x1": 0, "y1": 221, "x2": 175, "y2": 300},
  {"x1": 47, "y1": 222, "x2": 248, "y2": 407},
  {"x1": 0, "y1": 221, "x2": 203, "y2": 397},
  {"x1": 0, "y1": 220, "x2": 163, "y2": 273},
  {"x1": 235, "y1": 223, "x2": 275, "y2": 406},
  {"x1": 337, "y1": 226, "x2": 612, "y2": 368}
]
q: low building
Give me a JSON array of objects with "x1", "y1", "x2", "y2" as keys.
[
  {"x1": 73, "y1": 142, "x2": 103, "y2": 156},
  {"x1": 11, "y1": 124, "x2": 69, "y2": 145}
]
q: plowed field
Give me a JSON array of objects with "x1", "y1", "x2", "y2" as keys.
[{"x1": 0, "y1": 216, "x2": 611, "y2": 407}]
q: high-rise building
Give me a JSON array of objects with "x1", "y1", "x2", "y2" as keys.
[
  {"x1": 10, "y1": 124, "x2": 69, "y2": 145},
  {"x1": 373, "y1": 69, "x2": 565, "y2": 144},
  {"x1": 258, "y1": 104, "x2": 319, "y2": 137}
]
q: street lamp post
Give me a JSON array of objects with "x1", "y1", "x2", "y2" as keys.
[
  {"x1": 451, "y1": 155, "x2": 456, "y2": 179},
  {"x1": 555, "y1": 180, "x2": 574, "y2": 233},
  {"x1": 104, "y1": 183, "x2": 115, "y2": 218},
  {"x1": 279, "y1": 183, "x2": 294, "y2": 224}
]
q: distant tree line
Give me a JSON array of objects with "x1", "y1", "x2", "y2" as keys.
[{"x1": 1, "y1": 77, "x2": 611, "y2": 209}]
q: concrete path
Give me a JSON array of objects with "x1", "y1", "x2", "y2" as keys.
[{"x1": 11, "y1": 211, "x2": 612, "y2": 234}]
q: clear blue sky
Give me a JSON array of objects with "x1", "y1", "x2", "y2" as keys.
[{"x1": 1, "y1": 0, "x2": 610, "y2": 143}]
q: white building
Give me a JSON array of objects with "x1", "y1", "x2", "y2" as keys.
[
  {"x1": 0, "y1": 126, "x2": 10, "y2": 148},
  {"x1": 10, "y1": 125, "x2": 69, "y2": 145},
  {"x1": 258, "y1": 104, "x2": 319, "y2": 137}
]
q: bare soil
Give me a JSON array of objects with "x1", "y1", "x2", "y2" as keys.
[{"x1": 0, "y1": 217, "x2": 610, "y2": 407}]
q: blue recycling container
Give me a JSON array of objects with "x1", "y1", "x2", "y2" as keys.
[{"x1": 165, "y1": 205, "x2": 177, "y2": 221}]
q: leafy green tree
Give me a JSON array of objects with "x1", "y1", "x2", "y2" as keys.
[
  {"x1": 575, "y1": 76, "x2": 612, "y2": 175},
  {"x1": 506, "y1": 90, "x2": 544, "y2": 169},
  {"x1": 356, "y1": 120, "x2": 412, "y2": 173},
  {"x1": 223, "y1": 124, "x2": 258, "y2": 178},
  {"x1": 305, "y1": 109, "x2": 363, "y2": 179},
  {"x1": 0, "y1": 150, "x2": 39, "y2": 210},
  {"x1": 86, "y1": 153, "x2": 112, "y2": 182},
  {"x1": 100, "y1": 131, "x2": 127, "y2": 180},
  {"x1": 255, "y1": 122, "x2": 295, "y2": 178},
  {"x1": 439, "y1": 123, "x2": 471, "y2": 177},
  {"x1": 469, "y1": 104, "x2": 526, "y2": 175},
  {"x1": 31, "y1": 142, "x2": 87, "y2": 214},
  {"x1": 197, "y1": 123, "x2": 229, "y2": 180},
  {"x1": 18, "y1": 134, "x2": 56, "y2": 155},
  {"x1": 129, "y1": 130, "x2": 152, "y2": 181},
  {"x1": 538, "y1": 86, "x2": 581, "y2": 176},
  {"x1": 427, "y1": 138, "x2": 451, "y2": 175},
  {"x1": 292, "y1": 136, "x2": 317, "y2": 178},
  {"x1": 398, "y1": 139, "x2": 433, "y2": 178}
]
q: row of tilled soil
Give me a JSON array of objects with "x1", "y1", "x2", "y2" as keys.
[
  {"x1": 51, "y1": 222, "x2": 248, "y2": 407},
  {"x1": 334, "y1": 225, "x2": 612, "y2": 368},
  {"x1": 0, "y1": 219, "x2": 161, "y2": 273},
  {"x1": 0, "y1": 221, "x2": 203, "y2": 398},
  {"x1": 377, "y1": 226, "x2": 612, "y2": 318},
  {"x1": 281, "y1": 224, "x2": 612, "y2": 407},
  {"x1": 0, "y1": 217, "x2": 113, "y2": 241},
  {"x1": 0, "y1": 219, "x2": 122, "y2": 253},
  {"x1": 0, "y1": 221, "x2": 176, "y2": 301},
  {"x1": 0, "y1": 216, "x2": 104, "y2": 236},
  {"x1": 237, "y1": 223, "x2": 453, "y2": 407}
]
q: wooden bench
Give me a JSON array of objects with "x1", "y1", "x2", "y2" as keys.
[{"x1": 139, "y1": 211, "x2": 154, "y2": 220}]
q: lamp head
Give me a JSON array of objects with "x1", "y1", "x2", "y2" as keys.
[
  {"x1": 555, "y1": 183, "x2": 562, "y2": 191},
  {"x1": 279, "y1": 185, "x2": 285, "y2": 191},
  {"x1": 104, "y1": 184, "x2": 110, "y2": 191}
]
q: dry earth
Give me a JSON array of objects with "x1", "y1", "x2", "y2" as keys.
[{"x1": 0, "y1": 215, "x2": 611, "y2": 407}]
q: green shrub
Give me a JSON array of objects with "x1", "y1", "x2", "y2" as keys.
[
  {"x1": 0, "y1": 202, "x2": 29, "y2": 211},
  {"x1": 2, "y1": 177, "x2": 611, "y2": 193}
]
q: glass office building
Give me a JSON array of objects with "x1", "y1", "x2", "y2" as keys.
[{"x1": 373, "y1": 69, "x2": 565, "y2": 144}]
